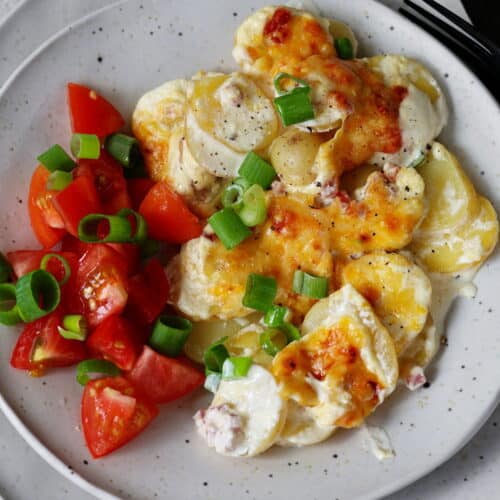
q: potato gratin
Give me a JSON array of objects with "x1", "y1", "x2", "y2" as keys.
[
  {"x1": 130, "y1": 5, "x2": 498, "y2": 457},
  {"x1": 6, "y1": 3, "x2": 497, "y2": 461}
]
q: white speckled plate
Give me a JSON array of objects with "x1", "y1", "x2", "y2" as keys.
[{"x1": 0, "y1": 1, "x2": 499, "y2": 499}]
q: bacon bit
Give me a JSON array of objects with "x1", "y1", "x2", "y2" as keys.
[
  {"x1": 270, "y1": 209, "x2": 295, "y2": 234},
  {"x1": 405, "y1": 366, "x2": 426, "y2": 391},
  {"x1": 392, "y1": 85, "x2": 408, "y2": 104},
  {"x1": 263, "y1": 7, "x2": 292, "y2": 44}
]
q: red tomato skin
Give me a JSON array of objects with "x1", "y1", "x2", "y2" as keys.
[
  {"x1": 125, "y1": 258, "x2": 169, "y2": 325},
  {"x1": 86, "y1": 315, "x2": 142, "y2": 371},
  {"x1": 81, "y1": 376, "x2": 158, "y2": 458},
  {"x1": 53, "y1": 176, "x2": 102, "y2": 237},
  {"x1": 106, "y1": 243, "x2": 140, "y2": 276},
  {"x1": 73, "y1": 244, "x2": 129, "y2": 328},
  {"x1": 74, "y1": 152, "x2": 131, "y2": 215},
  {"x1": 28, "y1": 166, "x2": 66, "y2": 248},
  {"x1": 139, "y1": 183, "x2": 202, "y2": 244},
  {"x1": 127, "y1": 178, "x2": 155, "y2": 210},
  {"x1": 10, "y1": 311, "x2": 88, "y2": 373},
  {"x1": 127, "y1": 346, "x2": 204, "y2": 404},
  {"x1": 67, "y1": 83, "x2": 125, "y2": 137}
]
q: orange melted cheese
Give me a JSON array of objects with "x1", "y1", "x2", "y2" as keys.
[
  {"x1": 272, "y1": 318, "x2": 382, "y2": 428},
  {"x1": 203, "y1": 194, "x2": 334, "y2": 321}
]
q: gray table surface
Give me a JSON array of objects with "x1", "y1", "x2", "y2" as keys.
[{"x1": 0, "y1": 1, "x2": 498, "y2": 499}]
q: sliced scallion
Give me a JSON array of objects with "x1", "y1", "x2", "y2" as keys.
[
  {"x1": 0, "y1": 252, "x2": 12, "y2": 283},
  {"x1": 259, "y1": 328, "x2": 286, "y2": 356},
  {"x1": 204, "y1": 370, "x2": 222, "y2": 393},
  {"x1": 15, "y1": 270, "x2": 60, "y2": 322},
  {"x1": 292, "y1": 270, "x2": 328, "y2": 299},
  {"x1": 58, "y1": 314, "x2": 88, "y2": 341},
  {"x1": 221, "y1": 183, "x2": 245, "y2": 210},
  {"x1": 76, "y1": 359, "x2": 121, "y2": 385},
  {"x1": 207, "y1": 208, "x2": 252, "y2": 250},
  {"x1": 334, "y1": 37, "x2": 354, "y2": 60},
  {"x1": 221, "y1": 356, "x2": 252, "y2": 380},
  {"x1": 263, "y1": 305, "x2": 289, "y2": 328},
  {"x1": 238, "y1": 184, "x2": 267, "y2": 227},
  {"x1": 78, "y1": 213, "x2": 132, "y2": 243},
  {"x1": 0, "y1": 283, "x2": 21, "y2": 325},
  {"x1": 149, "y1": 315, "x2": 193, "y2": 357},
  {"x1": 40, "y1": 253, "x2": 71, "y2": 286},
  {"x1": 37, "y1": 144, "x2": 76, "y2": 172},
  {"x1": 105, "y1": 133, "x2": 139, "y2": 167},
  {"x1": 242, "y1": 273, "x2": 277, "y2": 312},
  {"x1": 281, "y1": 321, "x2": 301, "y2": 342},
  {"x1": 70, "y1": 133, "x2": 101, "y2": 159},
  {"x1": 117, "y1": 208, "x2": 148, "y2": 243},
  {"x1": 233, "y1": 177, "x2": 252, "y2": 192},
  {"x1": 238, "y1": 152, "x2": 277, "y2": 189},
  {"x1": 203, "y1": 337, "x2": 229, "y2": 373},
  {"x1": 46, "y1": 170, "x2": 73, "y2": 191},
  {"x1": 273, "y1": 72, "x2": 310, "y2": 96},
  {"x1": 274, "y1": 87, "x2": 315, "y2": 127}
]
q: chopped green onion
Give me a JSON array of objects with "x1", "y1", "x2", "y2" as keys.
[
  {"x1": 408, "y1": 152, "x2": 426, "y2": 168},
  {"x1": 117, "y1": 208, "x2": 148, "y2": 243},
  {"x1": 140, "y1": 239, "x2": 160, "y2": 259},
  {"x1": 264, "y1": 305, "x2": 289, "y2": 328},
  {"x1": 15, "y1": 270, "x2": 60, "y2": 322},
  {"x1": 78, "y1": 213, "x2": 132, "y2": 243},
  {"x1": 76, "y1": 359, "x2": 121, "y2": 385},
  {"x1": 70, "y1": 133, "x2": 101, "y2": 159},
  {"x1": 0, "y1": 252, "x2": 12, "y2": 283},
  {"x1": 233, "y1": 176, "x2": 253, "y2": 192},
  {"x1": 0, "y1": 283, "x2": 21, "y2": 325},
  {"x1": 274, "y1": 72, "x2": 310, "y2": 96},
  {"x1": 334, "y1": 37, "x2": 354, "y2": 60},
  {"x1": 204, "y1": 370, "x2": 222, "y2": 393},
  {"x1": 37, "y1": 144, "x2": 76, "y2": 172},
  {"x1": 238, "y1": 152, "x2": 277, "y2": 189},
  {"x1": 105, "y1": 133, "x2": 139, "y2": 167},
  {"x1": 39, "y1": 253, "x2": 71, "y2": 286},
  {"x1": 274, "y1": 87, "x2": 315, "y2": 127},
  {"x1": 149, "y1": 315, "x2": 193, "y2": 357},
  {"x1": 58, "y1": 314, "x2": 88, "y2": 341},
  {"x1": 221, "y1": 356, "x2": 252, "y2": 380},
  {"x1": 259, "y1": 328, "x2": 286, "y2": 356},
  {"x1": 221, "y1": 183, "x2": 245, "y2": 210},
  {"x1": 281, "y1": 322, "x2": 301, "y2": 342},
  {"x1": 46, "y1": 170, "x2": 73, "y2": 191},
  {"x1": 238, "y1": 184, "x2": 267, "y2": 227},
  {"x1": 292, "y1": 270, "x2": 328, "y2": 299},
  {"x1": 242, "y1": 273, "x2": 277, "y2": 312},
  {"x1": 203, "y1": 337, "x2": 229, "y2": 373},
  {"x1": 208, "y1": 208, "x2": 252, "y2": 250}
]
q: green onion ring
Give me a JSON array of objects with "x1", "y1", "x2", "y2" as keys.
[
  {"x1": 237, "y1": 184, "x2": 267, "y2": 227},
  {"x1": 221, "y1": 356, "x2": 252, "y2": 380},
  {"x1": 40, "y1": 253, "x2": 71, "y2": 286},
  {"x1": 203, "y1": 337, "x2": 230, "y2": 373},
  {"x1": 0, "y1": 283, "x2": 21, "y2": 325},
  {"x1": 242, "y1": 273, "x2": 277, "y2": 312},
  {"x1": 117, "y1": 208, "x2": 148, "y2": 243},
  {"x1": 78, "y1": 213, "x2": 133, "y2": 243},
  {"x1": 238, "y1": 152, "x2": 277, "y2": 190},
  {"x1": 70, "y1": 133, "x2": 101, "y2": 160},
  {"x1": 149, "y1": 315, "x2": 193, "y2": 357},
  {"x1": 273, "y1": 72, "x2": 310, "y2": 96},
  {"x1": 76, "y1": 359, "x2": 121, "y2": 385},
  {"x1": 37, "y1": 144, "x2": 76, "y2": 172},
  {"x1": 105, "y1": 133, "x2": 139, "y2": 167},
  {"x1": 15, "y1": 270, "x2": 61, "y2": 322},
  {"x1": 221, "y1": 183, "x2": 245, "y2": 210}
]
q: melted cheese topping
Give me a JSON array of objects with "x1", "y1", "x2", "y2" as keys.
[{"x1": 272, "y1": 285, "x2": 398, "y2": 428}]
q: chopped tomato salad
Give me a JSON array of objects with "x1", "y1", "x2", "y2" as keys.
[{"x1": 1, "y1": 84, "x2": 204, "y2": 458}]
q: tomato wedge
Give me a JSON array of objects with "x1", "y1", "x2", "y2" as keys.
[
  {"x1": 74, "y1": 152, "x2": 131, "y2": 215},
  {"x1": 139, "y1": 183, "x2": 202, "y2": 244},
  {"x1": 86, "y1": 315, "x2": 141, "y2": 371},
  {"x1": 81, "y1": 376, "x2": 158, "y2": 458},
  {"x1": 125, "y1": 258, "x2": 169, "y2": 325},
  {"x1": 67, "y1": 83, "x2": 125, "y2": 137},
  {"x1": 28, "y1": 165, "x2": 66, "y2": 248},
  {"x1": 53, "y1": 176, "x2": 102, "y2": 237},
  {"x1": 73, "y1": 244, "x2": 128, "y2": 327},
  {"x1": 10, "y1": 311, "x2": 87, "y2": 374},
  {"x1": 127, "y1": 178, "x2": 155, "y2": 211},
  {"x1": 127, "y1": 346, "x2": 204, "y2": 404}
]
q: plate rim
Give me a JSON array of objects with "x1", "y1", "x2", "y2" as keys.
[{"x1": 0, "y1": 1, "x2": 499, "y2": 499}]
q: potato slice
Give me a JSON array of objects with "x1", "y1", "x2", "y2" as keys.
[
  {"x1": 340, "y1": 252, "x2": 432, "y2": 354},
  {"x1": 416, "y1": 142, "x2": 480, "y2": 237},
  {"x1": 412, "y1": 195, "x2": 498, "y2": 273}
]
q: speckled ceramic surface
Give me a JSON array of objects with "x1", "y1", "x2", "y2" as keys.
[{"x1": 0, "y1": 1, "x2": 499, "y2": 499}]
